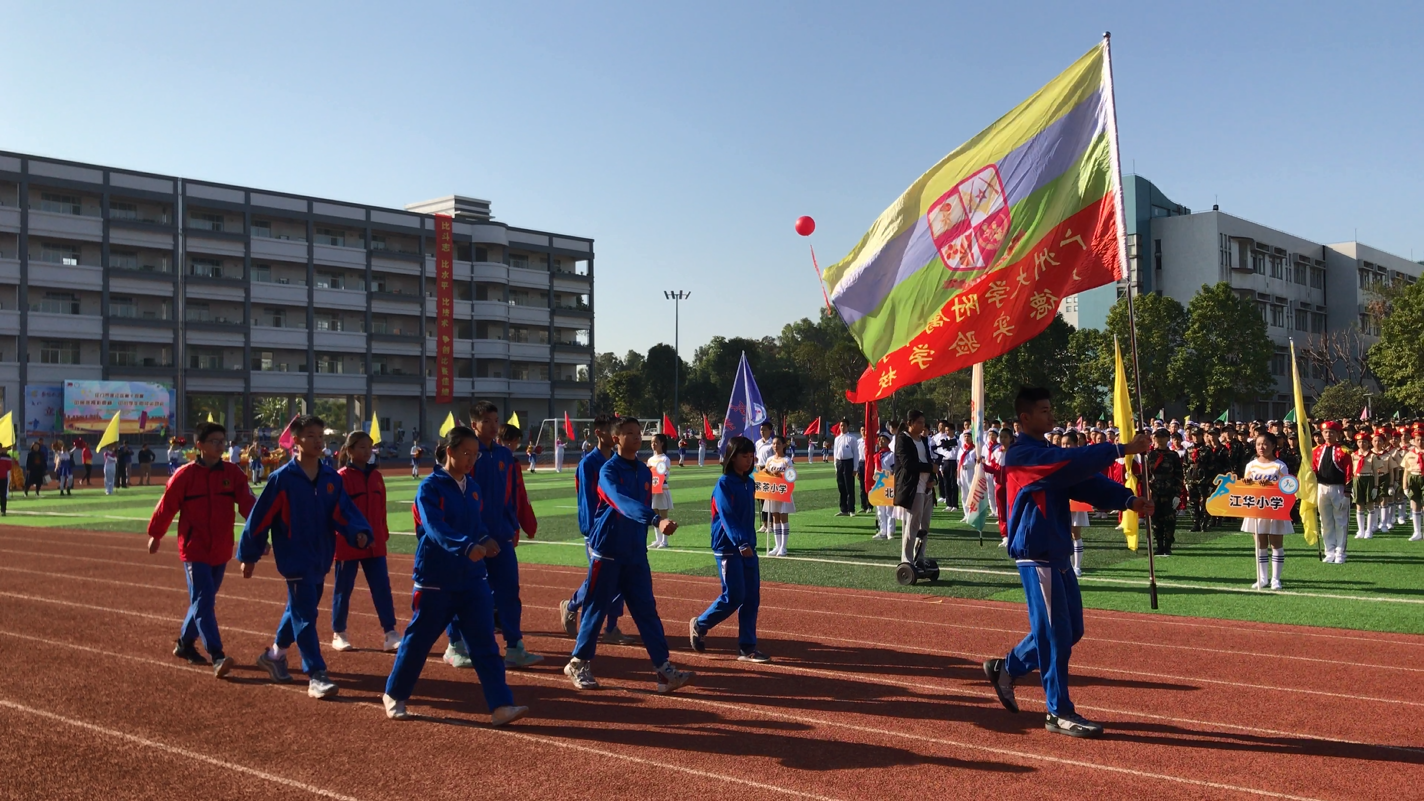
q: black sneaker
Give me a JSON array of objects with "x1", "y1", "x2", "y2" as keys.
[
  {"x1": 173, "y1": 639, "x2": 208, "y2": 666},
  {"x1": 688, "y1": 618, "x2": 705, "y2": 653},
  {"x1": 983, "y1": 659, "x2": 1019, "y2": 713},
  {"x1": 1046, "y1": 712, "x2": 1104, "y2": 738},
  {"x1": 737, "y1": 649, "x2": 771, "y2": 663}
]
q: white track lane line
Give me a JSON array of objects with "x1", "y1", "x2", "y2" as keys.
[
  {"x1": 0, "y1": 629, "x2": 843, "y2": 801},
  {"x1": 0, "y1": 697, "x2": 369, "y2": 801}
]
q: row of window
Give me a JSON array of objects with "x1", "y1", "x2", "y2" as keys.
[{"x1": 1257, "y1": 301, "x2": 1326, "y2": 334}]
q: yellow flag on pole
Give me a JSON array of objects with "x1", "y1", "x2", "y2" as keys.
[
  {"x1": 438, "y1": 411, "x2": 456, "y2": 437},
  {"x1": 1290, "y1": 341, "x2": 1320, "y2": 547},
  {"x1": 370, "y1": 414, "x2": 382, "y2": 446},
  {"x1": 0, "y1": 411, "x2": 14, "y2": 448},
  {"x1": 97, "y1": 410, "x2": 122, "y2": 450},
  {"x1": 206, "y1": 411, "x2": 216, "y2": 423},
  {"x1": 507, "y1": 412, "x2": 521, "y2": 429},
  {"x1": 1112, "y1": 337, "x2": 1140, "y2": 551}
]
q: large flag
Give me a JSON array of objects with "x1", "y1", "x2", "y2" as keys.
[
  {"x1": 828, "y1": 41, "x2": 1127, "y2": 402},
  {"x1": 803, "y1": 417, "x2": 822, "y2": 437},
  {"x1": 1290, "y1": 342, "x2": 1320, "y2": 547},
  {"x1": 962, "y1": 363, "x2": 989, "y2": 532},
  {"x1": 97, "y1": 410, "x2": 122, "y2": 450},
  {"x1": 1112, "y1": 338, "x2": 1139, "y2": 551},
  {"x1": 720, "y1": 352, "x2": 767, "y2": 445}
]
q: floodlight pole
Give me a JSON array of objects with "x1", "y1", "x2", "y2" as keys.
[{"x1": 664, "y1": 290, "x2": 690, "y2": 430}]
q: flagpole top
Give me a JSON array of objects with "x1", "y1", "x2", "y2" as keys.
[{"x1": 1103, "y1": 31, "x2": 1111, "y2": 40}]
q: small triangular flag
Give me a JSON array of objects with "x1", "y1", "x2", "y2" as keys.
[
  {"x1": 1216, "y1": 410, "x2": 1230, "y2": 422},
  {"x1": 370, "y1": 414, "x2": 382, "y2": 446},
  {"x1": 0, "y1": 411, "x2": 13, "y2": 449},
  {"x1": 507, "y1": 412, "x2": 521, "y2": 429},
  {"x1": 1284, "y1": 408, "x2": 1296, "y2": 422},
  {"x1": 439, "y1": 411, "x2": 456, "y2": 437},
  {"x1": 207, "y1": 411, "x2": 216, "y2": 423}
]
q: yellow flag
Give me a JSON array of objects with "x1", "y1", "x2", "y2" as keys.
[
  {"x1": 1112, "y1": 338, "x2": 1140, "y2": 551},
  {"x1": 1290, "y1": 341, "x2": 1320, "y2": 546},
  {"x1": 97, "y1": 410, "x2": 122, "y2": 449},
  {"x1": 438, "y1": 411, "x2": 456, "y2": 437},
  {"x1": 370, "y1": 414, "x2": 382, "y2": 446},
  {"x1": 0, "y1": 411, "x2": 13, "y2": 448},
  {"x1": 206, "y1": 411, "x2": 216, "y2": 423},
  {"x1": 507, "y1": 412, "x2": 521, "y2": 429}
]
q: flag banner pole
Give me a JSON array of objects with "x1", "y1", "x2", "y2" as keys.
[
  {"x1": 809, "y1": 244, "x2": 832, "y2": 311},
  {"x1": 1104, "y1": 31, "x2": 1158, "y2": 610}
]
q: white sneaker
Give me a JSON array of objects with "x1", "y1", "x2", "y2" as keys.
[
  {"x1": 382, "y1": 693, "x2": 410, "y2": 719},
  {"x1": 307, "y1": 671, "x2": 339, "y2": 699},
  {"x1": 491, "y1": 705, "x2": 529, "y2": 727},
  {"x1": 1410, "y1": 534, "x2": 1422, "y2": 542},
  {"x1": 998, "y1": 538, "x2": 1008, "y2": 548},
  {"x1": 1270, "y1": 579, "x2": 1282, "y2": 590},
  {"x1": 655, "y1": 662, "x2": 694, "y2": 694},
  {"x1": 1322, "y1": 552, "x2": 1337, "y2": 563},
  {"x1": 1250, "y1": 580, "x2": 1267, "y2": 590},
  {"x1": 1337, "y1": 551, "x2": 1348, "y2": 564},
  {"x1": 1356, "y1": 531, "x2": 1372, "y2": 539},
  {"x1": 382, "y1": 629, "x2": 402, "y2": 652},
  {"x1": 331, "y1": 631, "x2": 354, "y2": 652},
  {"x1": 1073, "y1": 566, "x2": 1082, "y2": 577}
]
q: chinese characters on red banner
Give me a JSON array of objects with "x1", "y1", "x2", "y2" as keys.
[{"x1": 434, "y1": 215, "x2": 455, "y2": 404}]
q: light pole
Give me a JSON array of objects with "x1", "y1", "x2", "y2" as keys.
[{"x1": 664, "y1": 290, "x2": 690, "y2": 431}]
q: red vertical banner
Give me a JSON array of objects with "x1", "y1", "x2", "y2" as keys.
[
  {"x1": 864, "y1": 400, "x2": 879, "y2": 489},
  {"x1": 434, "y1": 215, "x2": 455, "y2": 404}
]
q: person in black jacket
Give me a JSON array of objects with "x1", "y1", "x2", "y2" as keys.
[
  {"x1": 24, "y1": 441, "x2": 48, "y2": 496},
  {"x1": 893, "y1": 410, "x2": 938, "y2": 567}
]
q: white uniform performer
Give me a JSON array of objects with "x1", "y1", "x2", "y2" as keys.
[
  {"x1": 763, "y1": 453, "x2": 796, "y2": 556},
  {"x1": 648, "y1": 452, "x2": 673, "y2": 548},
  {"x1": 876, "y1": 447, "x2": 897, "y2": 540},
  {"x1": 554, "y1": 438, "x2": 565, "y2": 473},
  {"x1": 981, "y1": 436, "x2": 999, "y2": 517},
  {"x1": 755, "y1": 435, "x2": 775, "y2": 532},
  {"x1": 102, "y1": 449, "x2": 118, "y2": 495},
  {"x1": 1240, "y1": 457, "x2": 1293, "y2": 590},
  {"x1": 697, "y1": 437, "x2": 707, "y2": 467},
  {"x1": 957, "y1": 434, "x2": 978, "y2": 512}
]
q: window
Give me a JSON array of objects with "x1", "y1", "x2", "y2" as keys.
[
  {"x1": 1218, "y1": 234, "x2": 1231, "y2": 270},
  {"x1": 252, "y1": 221, "x2": 272, "y2": 238},
  {"x1": 474, "y1": 283, "x2": 502, "y2": 302},
  {"x1": 111, "y1": 250, "x2": 138, "y2": 270},
  {"x1": 1251, "y1": 252, "x2": 1266, "y2": 275},
  {"x1": 475, "y1": 321, "x2": 505, "y2": 340},
  {"x1": 474, "y1": 246, "x2": 488, "y2": 262},
  {"x1": 190, "y1": 212, "x2": 224, "y2": 232},
  {"x1": 509, "y1": 362, "x2": 549, "y2": 381},
  {"x1": 1270, "y1": 303, "x2": 1285, "y2": 328},
  {"x1": 316, "y1": 353, "x2": 343, "y2": 374},
  {"x1": 186, "y1": 302, "x2": 211, "y2": 322},
  {"x1": 110, "y1": 343, "x2": 138, "y2": 366},
  {"x1": 252, "y1": 264, "x2": 272, "y2": 283},
  {"x1": 39, "y1": 193, "x2": 81, "y2": 215},
  {"x1": 510, "y1": 254, "x2": 529, "y2": 270},
  {"x1": 1256, "y1": 301, "x2": 1268, "y2": 323},
  {"x1": 109, "y1": 201, "x2": 138, "y2": 220},
  {"x1": 260, "y1": 307, "x2": 286, "y2": 328},
  {"x1": 371, "y1": 317, "x2": 389, "y2": 335},
  {"x1": 316, "y1": 273, "x2": 344, "y2": 290},
  {"x1": 110, "y1": 296, "x2": 137, "y2": 318},
  {"x1": 188, "y1": 348, "x2": 223, "y2": 370},
  {"x1": 511, "y1": 289, "x2": 548, "y2": 308},
  {"x1": 1294, "y1": 262, "x2": 1307, "y2": 285},
  {"x1": 1153, "y1": 239, "x2": 1162, "y2": 273},
  {"x1": 1310, "y1": 267, "x2": 1325, "y2": 290},
  {"x1": 475, "y1": 359, "x2": 504, "y2": 379},
  {"x1": 39, "y1": 242, "x2": 79, "y2": 265},
  {"x1": 40, "y1": 340, "x2": 80, "y2": 364},
  {"x1": 1295, "y1": 308, "x2": 1309, "y2": 331},
  {"x1": 32, "y1": 292, "x2": 79, "y2": 315},
  {"x1": 1268, "y1": 255, "x2": 1284, "y2": 279},
  {"x1": 1311, "y1": 312, "x2": 1326, "y2": 334},
  {"x1": 316, "y1": 314, "x2": 342, "y2": 332},
  {"x1": 370, "y1": 234, "x2": 387, "y2": 251},
  {"x1": 509, "y1": 325, "x2": 549, "y2": 344},
  {"x1": 1270, "y1": 351, "x2": 1288, "y2": 376},
  {"x1": 252, "y1": 351, "x2": 275, "y2": 371},
  {"x1": 190, "y1": 258, "x2": 223, "y2": 279},
  {"x1": 454, "y1": 320, "x2": 472, "y2": 339},
  {"x1": 316, "y1": 228, "x2": 345, "y2": 247}
]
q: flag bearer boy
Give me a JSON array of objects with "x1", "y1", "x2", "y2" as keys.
[
  {"x1": 147, "y1": 421, "x2": 256, "y2": 678},
  {"x1": 239, "y1": 415, "x2": 372, "y2": 699}
]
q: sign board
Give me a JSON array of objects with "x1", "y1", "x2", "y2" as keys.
[
  {"x1": 651, "y1": 472, "x2": 665, "y2": 495},
  {"x1": 1204, "y1": 473, "x2": 1298, "y2": 521},
  {"x1": 869, "y1": 469, "x2": 896, "y2": 506},
  {"x1": 62, "y1": 381, "x2": 172, "y2": 434},
  {"x1": 24, "y1": 384, "x2": 63, "y2": 436},
  {"x1": 753, "y1": 470, "x2": 795, "y2": 502}
]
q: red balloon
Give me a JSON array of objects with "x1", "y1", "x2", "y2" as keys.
[{"x1": 794, "y1": 215, "x2": 816, "y2": 236}]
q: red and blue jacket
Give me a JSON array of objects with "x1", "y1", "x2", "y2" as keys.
[
  {"x1": 148, "y1": 459, "x2": 257, "y2": 565},
  {"x1": 1002, "y1": 436, "x2": 1135, "y2": 569},
  {"x1": 238, "y1": 460, "x2": 371, "y2": 581},
  {"x1": 709, "y1": 473, "x2": 757, "y2": 556},
  {"x1": 589, "y1": 454, "x2": 658, "y2": 562},
  {"x1": 335, "y1": 463, "x2": 389, "y2": 560},
  {"x1": 470, "y1": 440, "x2": 518, "y2": 543},
  {"x1": 575, "y1": 448, "x2": 609, "y2": 537},
  {"x1": 411, "y1": 465, "x2": 494, "y2": 592}
]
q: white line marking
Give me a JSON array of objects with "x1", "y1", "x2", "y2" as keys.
[{"x1": 0, "y1": 698, "x2": 368, "y2": 800}]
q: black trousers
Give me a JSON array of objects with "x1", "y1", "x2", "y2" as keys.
[
  {"x1": 941, "y1": 460, "x2": 959, "y2": 507},
  {"x1": 835, "y1": 459, "x2": 855, "y2": 514},
  {"x1": 857, "y1": 466, "x2": 870, "y2": 511}
]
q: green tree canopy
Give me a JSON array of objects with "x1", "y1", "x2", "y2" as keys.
[
  {"x1": 1368, "y1": 277, "x2": 1424, "y2": 412},
  {"x1": 1168, "y1": 282, "x2": 1273, "y2": 418},
  {"x1": 1105, "y1": 291, "x2": 1187, "y2": 416}
]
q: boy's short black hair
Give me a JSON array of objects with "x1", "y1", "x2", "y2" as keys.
[
  {"x1": 471, "y1": 400, "x2": 499, "y2": 420},
  {"x1": 290, "y1": 414, "x2": 325, "y2": 435},
  {"x1": 905, "y1": 409, "x2": 925, "y2": 425},
  {"x1": 1014, "y1": 386, "x2": 1052, "y2": 418},
  {"x1": 616, "y1": 416, "x2": 641, "y2": 432},
  {"x1": 500, "y1": 424, "x2": 522, "y2": 442},
  {"x1": 591, "y1": 414, "x2": 613, "y2": 432},
  {"x1": 194, "y1": 421, "x2": 226, "y2": 443}
]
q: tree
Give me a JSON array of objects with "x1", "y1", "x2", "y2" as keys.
[
  {"x1": 252, "y1": 396, "x2": 289, "y2": 429},
  {"x1": 1368, "y1": 277, "x2": 1424, "y2": 412},
  {"x1": 1311, "y1": 382, "x2": 1397, "y2": 422},
  {"x1": 1061, "y1": 326, "x2": 1112, "y2": 422},
  {"x1": 1168, "y1": 283, "x2": 1273, "y2": 418},
  {"x1": 642, "y1": 343, "x2": 686, "y2": 418},
  {"x1": 1104, "y1": 292, "x2": 1187, "y2": 415},
  {"x1": 605, "y1": 370, "x2": 645, "y2": 417}
]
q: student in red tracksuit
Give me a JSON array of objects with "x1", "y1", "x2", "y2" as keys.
[
  {"x1": 147, "y1": 421, "x2": 257, "y2": 678},
  {"x1": 331, "y1": 430, "x2": 400, "y2": 653},
  {"x1": 501, "y1": 425, "x2": 539, "y2": 542}
]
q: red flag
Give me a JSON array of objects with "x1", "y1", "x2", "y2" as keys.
[
  {"x1": 830, "y1": 422, "x2": 842, "y2": 436},
  {"x1": 803, "y1": 417, "x2": 822, "y2": 437},
  {"x1": 864, "y1": 401, "x2": 879, "y2": 489},
  {"x1": 277, "y1": 414, "x2": 300, "y2": 450},
  {"x1": 563, "y1": 412, "x2": 575, "y2": 441},
  {"x1": 703, "y1": 416, "x2": 715, "y2": 441},
  {"x1": 662, "y1": 414, "x2": 677, "y2": 437},
  {"x1": 780, "y1": 417, "x2": 787, "y2": 437}
]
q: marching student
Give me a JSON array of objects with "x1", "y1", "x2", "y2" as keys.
[
  {"x1": 1145, "y1": 429, "x2": 1185, "y2": 557},
  {"x1": 1314, "y1": 421, "x2": 1354, "y2": 563},
  {"x1": 147, "y1": 421, "x2": 257, "y2": 678},
  {"x1": 648, "y1": 433, "x2": 674, "y2": 548},
  {"x1": 763, "y1": 435, "x2": 796, "y2": 556},
  {"x1": 554, "y1": 435, "x2": 565, "y2": 473},
  {"x1": 381, "y1": 426, "x2": 528, "y2": 726},
  {"x1": 1241, "y1": 432, "x2": 1293, "y2": 590},
  {"x1": 102, "y1": 444, "x2": 118, "y2": 495},
  {"x1": 53, "y1": 440, "x2": 74, "y2": 496},
  {"x1": 563, "y1": 416, "x2": 694, "y2": 693},
  {"x1": 558, "y1": 415, "x2": 633, "y2": 645},
  {"x1": 1404, "y1": 424, "x2": 1423, "y2": 542},
  {"x1": 983, "y1": 387, "x2": 1153, "y2": 739},
  {"x1": 167, "y1": 438, "x2": 184, "y2": 479},
  {"x1": 1353, "y1": 431, "x2": 1385, "y2": 540},
  {"x1": 872, "y1": 432, "x2": 896, "y2": 541},
  {"x1": 698, "y1": 433, "x2": 707, "y2": 467},
  {"x1": 239, "y1": 414, "x2": 373, "y2": 699},
  {"x1": 500, "y1": 425, "x2": 539, "y2": 543},
  {"x1": 330, "y1": 430, "x2": 400, "y2": 653},
  {"x1": 677, "y1": 436, "x2": 687, "y2": 468},
  {"x1": 689, "y1": 435, "x2": 769, "y2": 663},
  {"x1": 24, "y1": 441, "x2": 46, "y2": 497}
]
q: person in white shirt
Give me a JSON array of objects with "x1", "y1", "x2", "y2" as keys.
[
  {"x1": 763, "y1": 437, "x2": 797, "y2": 556},
  {"x1": 228, "y1": 443, "x2": 241, "y2": 463},
  {"x1": 981, "y1": 429, "x2": 1000, "y2": 517},
  {"x1": 754, "y1": 422, "x2": 776, "y2": 532},
  {"x1": 648, "y1": 434, "x2": 675, "y2": 548},
  {"x1": 833, "y1": 420, "x2": 860, "y2": 516},
  {"x1": 957, "y1": 433, "x2": 978, "y2": 512},
  {"x1": 554, "y1": 437, "x2": 565, "y2": 473},
  {"x1": 409, "y1": 442, "x2": 424, "y2": 479},
  {"x1": 1242, "y1": 432, "x2": 1294, "y2": 590},
  {"x1": 697, "y1": 435, "x2": 707, "y2": 467}
]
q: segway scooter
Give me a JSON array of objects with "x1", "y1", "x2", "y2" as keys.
[{"x1": 895, "y1": 530, "x2": 940, "y2": 585}]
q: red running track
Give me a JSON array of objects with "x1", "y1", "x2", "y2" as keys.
[{"x1": 0, "y1": 524, "x2": 1420, "y2": 800}]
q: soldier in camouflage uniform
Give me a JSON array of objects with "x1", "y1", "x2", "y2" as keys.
[
  {"x1": 1190, "y1": 429, "x2": 1223, "y2": 530},
  {"x1": 1146, "y1": 429, "x2": 1184, "y2": 555}
]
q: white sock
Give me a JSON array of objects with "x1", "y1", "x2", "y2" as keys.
[
  {"x1": 781, "y1": 524, "x2": 790, "y2": 552},
  {"x1": 1412, "y1": 512, "x2": 1422, "y2": 539},
  {"x1": 1357, "y1": 510, "x2": 1369, "y2": 536},
  {"x1": 1072, "y1": 539, "x2": 1083, "y2": 570},
  {"x1": 1255, "y1": 548, "x2": 1268, "y2": 586},
  {"x1": 267, "y1": 644, "x2": 287, "y2": 660},
  {"x1": 1271, "y1": 547, "x2": 1284, "y2": 583}
]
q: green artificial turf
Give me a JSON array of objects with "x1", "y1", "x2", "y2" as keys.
[{"x1": 7, "y1": 462, "x2": 1423, "y2": 634}]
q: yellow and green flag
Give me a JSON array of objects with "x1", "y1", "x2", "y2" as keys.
[
  {"x1": 830, "y1": 39, "x2": 1127, "y2": 402},
  {"x1": 1112, "y1": 337, "x2": 1139, "y2": 551},
  {"x1": 1290, "y1": 341, "x2": 1319, "y2": 547}
]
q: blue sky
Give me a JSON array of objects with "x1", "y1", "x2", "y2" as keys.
[{"x1": 3, "y1": 1, "x2": 1420, "y2": 358}]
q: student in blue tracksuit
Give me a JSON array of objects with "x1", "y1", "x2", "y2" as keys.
[
  {"x1": 563, "y1": 417, "x2": 695, "y2": 693},
  {"x1": 557, "y1": 415, "x2": 631, "y2": 644},
  {"x1": 238, "y1": 414, "x2": 372, "y2": 700},
  {"x1": 983, "y1": 387, "x2": 1153, "y2": 738},
  {"x1": 689, "y1": 436, "x2": 769, "y2": 662},
  {"x1": 443, "y1": 401, "x2": 543, "y2": 670},
  {"x1": 382, "y1": 426, "x2": 528, "y2": 726}
]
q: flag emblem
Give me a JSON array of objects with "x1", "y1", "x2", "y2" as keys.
[{"x1": 928, "y1": 165, "x2": 1010, "y2": 273}]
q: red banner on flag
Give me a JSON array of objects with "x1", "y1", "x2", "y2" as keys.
[
  {"x1": 434, "y1": 215, "x2": 455, "y2": 404},
  {"x1": 864, "y1": 401, "x2": 879, "y2": 490}
]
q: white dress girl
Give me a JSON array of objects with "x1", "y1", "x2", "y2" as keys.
[
  {"x1": 762, "y1": 454, "x2": 796, "y2": 515},
  {"x1": 1240, "y1": 457, "x2": 1293, "y2": 590},
  {"x1": 648, "y1": 452, "x2": 673, "y2": 548}
]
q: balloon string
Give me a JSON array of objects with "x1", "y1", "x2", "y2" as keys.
[{"x1": 810, "y1": 244, "x2": 832, "y2": 311}]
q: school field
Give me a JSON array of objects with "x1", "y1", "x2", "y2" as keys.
[
  {"x1": 1, "y1": 462, "x2": 1421, "y2": 800},
  {"x1": 4, "y1": 461, "x2": 1421, "y2": 634}
]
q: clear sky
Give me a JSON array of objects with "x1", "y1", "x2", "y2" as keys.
[{"x1": 3, "y1": 1, "x2": 1420, "y2": 358}]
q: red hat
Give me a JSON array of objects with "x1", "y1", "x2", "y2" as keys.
[
  {"x1": 1354, "y1": 430, "x2": 1369, "y2": 440},
  {"x1": 1412, "y1": 423, "x2": 1424, "y2": 436},
  {"x1": 1321, "y1": 420, "x2": 1343, "y2": 432}
]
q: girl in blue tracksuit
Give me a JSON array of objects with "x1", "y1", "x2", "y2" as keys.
[
  {"x1": 238, "y1": 415, "x2": 372, "y2": 700},
  {"x1": 382, "y1": 426, "x2": 527, "y2": 726},
  {"x1": 689, "y1": 436, "x2": 769, "y2": 662},
  {"x1": 563, "y1": 417, "x2": 694, "y2": 694}
]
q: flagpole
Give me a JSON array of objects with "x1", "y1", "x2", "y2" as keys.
[{"x1": 1103, "y1": 31, "x2": 1158, "y2": 610}]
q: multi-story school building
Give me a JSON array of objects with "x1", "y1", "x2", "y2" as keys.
[
  {"x1": 0, "y1": 150, "x2": 595, "y2": 446},
  {"x1": 1063, "y1": 175, "x2": 1421, "y2": 420}
]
